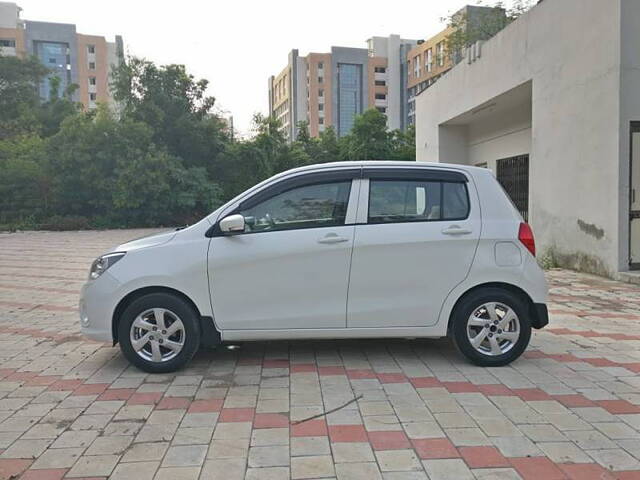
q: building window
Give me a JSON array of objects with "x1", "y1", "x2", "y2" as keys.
[
  {"x1": 375, "y1": 93, "x2": 386, "y2": 100},
  {"x1": 89, "y1": 62, "x2": 96, "y2": 70},
  {"x1": 337, "y1": 62, "x2": 362, "y2": 136},
  {"x1": 318, "y1": 76, "x2": 323, "y2": 84},
  {"x1": 318, "y1": 89, "x2": 324, "y2": 97},
  {"x1": 414, "y1": 55, "x2": 421, "y2": 77},
  {"x1": 35, "y1": 41, "x2": 72, "y2": 101},
  {"x1": 89, "y1": 77, "x2": 96, "y2": 86},
  {"x1": 437, "y1": 42, "x2": 445, "y2": 67},
  {"x1": 376, "y1": 107, "x2": 386, "y2": 113},
  {"x1": 0, "y1": 39, "x2": 16, "y2": 47},
  {"x1": 319, "y1": 103, "x2": 324, "y2": 111},
  {"x1": 374, "y1": 80, "x2": 386, "y2": 86},
  {"x1": 426, "y1": 48, "x2": 433, "y2": 73},
  {"x1": 374, "y1": 66, "x2": 386, "y2": 73},
  {"x1": 89, "y1": 93, "x2": 97, "y2": 101},
  {"x1": 319, "y1": 117, "x2": 324, "y2": 125},
  {"x1": 318, "y1": 61, "x2": 323, "y2": 69},
  {"x1": 87, "y1": 45, "x2": 95, "y2": 54}
]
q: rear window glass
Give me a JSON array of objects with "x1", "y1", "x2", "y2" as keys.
[{"x1": 368, "y1": 180, "x2": 469, "y2": 224}]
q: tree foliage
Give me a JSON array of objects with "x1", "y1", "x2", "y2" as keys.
[
  {"x1": 0, "y1": 53, "x2": 416, "y2": 230},
  {"x1": 444, "y1": 1, "x2": 535, "y2": 62}
]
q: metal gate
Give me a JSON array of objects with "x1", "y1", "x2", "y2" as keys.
[
  {"x1": 630, "y1": 123, "x2": 640, "y2": 269},
  {"x1": 496, "y1": 154, "x2": 529, "y2": 222}
]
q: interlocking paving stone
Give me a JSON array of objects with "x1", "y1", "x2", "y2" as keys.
[{"x1": 0, "y1": 230, "x2": 640, "y2": 478}]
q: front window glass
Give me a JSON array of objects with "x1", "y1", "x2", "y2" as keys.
[{"x1": 240, "y1": 181, "x2": 351, "y2": 233}]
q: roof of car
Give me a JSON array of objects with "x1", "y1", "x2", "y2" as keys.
[{"x1": 287, "y1": 161, "x2": 486, "y2": 175}]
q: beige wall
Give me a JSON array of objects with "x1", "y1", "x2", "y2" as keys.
[
  {"x1": 367, "y1": 57, "x2": 388, "y2": 108},
  {"x1": 76, "y1": 34, "x2": 110, "y2": 110},
  {"x1": 0, "y1": 26, "x2": 25, "y2": 56},
  {"x1": 307, "y1": 53, "x2": 331, "y2": 137},
  {"x1": 407, "y1": 27, "x2": 454, "y2": 89},
  {"x1": 270, "y1": 64, "x2": 292, "y2": 133}
]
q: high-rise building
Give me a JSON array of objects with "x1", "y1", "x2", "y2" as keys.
[
  {"x1": 0, "y1": 1, "x2": 124, "y2": 110},
  {"x1": 268, "y1": 35, "x2": 417, "y2": 140},
  {"x1": 406, "y1": 5, "x2": 507, "y2": 127},
  {"x1": 267, "y1": 49, "x2": 306, "y2": 141}
]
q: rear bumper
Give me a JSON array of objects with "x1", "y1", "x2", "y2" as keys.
[{"x1": 531, "y1": 303, "x2": 549, "y2": 329}]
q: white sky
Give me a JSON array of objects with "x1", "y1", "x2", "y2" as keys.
[{"x1": 18, "y1": 0, "x2": 479, "y2": 136}]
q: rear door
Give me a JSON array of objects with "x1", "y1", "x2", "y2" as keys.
[{"x1": 347, "y1": 167, "x2": 480, "y2": 328}]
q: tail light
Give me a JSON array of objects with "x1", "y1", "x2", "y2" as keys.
[{"x1": 518, "y1": 222, "x2": 536, "y2": 257}]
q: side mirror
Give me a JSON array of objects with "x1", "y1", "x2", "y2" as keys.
[{"x1": 219, "y1": 214, "x2": 245, "y2": 234}]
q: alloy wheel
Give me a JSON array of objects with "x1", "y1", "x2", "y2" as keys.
[
  {"x1": 129, "y1": 308, "x2": 185, "y2": 362},
  {"x1": 466, "y1": 302, "x2": 520, "y2": 356}
]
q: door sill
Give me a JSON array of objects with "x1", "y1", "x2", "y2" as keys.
[{"x1": 221, "y1": 326, "x2": 447, "y2": 342}]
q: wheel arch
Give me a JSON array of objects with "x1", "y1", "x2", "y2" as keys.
[
  {"x1": 446, "y1": 281, "x2": 544, "y2": 335},
  {"x1": 111, "y1": 286, "x2": 220, "y2": 347}
]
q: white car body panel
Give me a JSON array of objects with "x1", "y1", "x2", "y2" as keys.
[
  {"x1": 346, "y1": 172, "x2": 481, "y2": 328},
  {"x1": 79, "y1": 161, "x2": 548, "y2": 346},
  {"x1": 208, "y1": 224, "x2": 355, "y2": 330}
]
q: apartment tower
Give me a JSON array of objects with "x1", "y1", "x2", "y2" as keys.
[
  {"x1": 0, "y1": 1, "x2": 124, "y2": 110},
  {"x1": 269, "y1": 35, "x2": 417, "y2": 140}
]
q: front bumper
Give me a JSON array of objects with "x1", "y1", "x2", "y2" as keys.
[
  {"x1": 79, "y1": 271, "x2": 121, "y2": 342},
  {"x1": 531, "y1": 303, "x2": 549, "y2": 329}
]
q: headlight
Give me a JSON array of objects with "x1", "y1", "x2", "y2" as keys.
[{"x1": 89, "y1": 252, "x2": 126, "y2": 280}]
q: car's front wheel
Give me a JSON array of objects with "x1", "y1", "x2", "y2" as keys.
[
  {"x1": 451, "y1": 288, "x2": 531, "y2": 367},
  {"x1": 118, "y1": 293, "x2": 201, "y2": 373}
]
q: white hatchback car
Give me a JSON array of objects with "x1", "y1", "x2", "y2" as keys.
[{"x1": 80, "y1": 161, "x2": 548, "y2": 373}]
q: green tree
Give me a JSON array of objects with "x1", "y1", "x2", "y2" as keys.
[
  {"x1": 340, "y1": 108, "x2": 391, "y2": 160},
  {"x1": 0, "y1": 136, "x2": 49, "y2": 224},
  {"x1": 111, "y1": 57, "x2": 227, "y2": 171},
  {"x1": 444, "y1": 1, "x2": 534, "y2": 63},
  {"x1": 316, "y1": 126, "x2": 341, "y2": 163},
  {"x1": 0, "y1": 55, "x2": 48, "y2": 139},
  {"x1": 389, "y1": 124, "x2": 416, "y2": 161},
  {"x1": 112, "y1": 147, "x2": 220, "y2": 226},
  {"x1": 294, "y1": 120, "x2": 322, "y2": 160},
  {"x1": 0, "y1": 53, "x2": 421, "y2": 230},
  {"x1": 38, "y1": 75, "x2": 81, "y2": 137}
]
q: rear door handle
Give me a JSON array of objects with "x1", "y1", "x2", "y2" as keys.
[
  {"x1": 441, "y1": 225, "x2": 472, "y2": 235},
  {"x1": 318, "y1": 233, "x2": 350, "y2": 244}
]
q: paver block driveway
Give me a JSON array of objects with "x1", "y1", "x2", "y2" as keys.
[{"x1": 0, "y1": 229, "x2": 639, "y2": 479}]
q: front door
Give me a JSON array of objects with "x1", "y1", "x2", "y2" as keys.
[
  {"x1": 347, "y1": 169, "x2": 480, "y2": 328},
  {"x1": 631, "y1": 123, "x2": 640, "y2": 269},
  {"x1": 208, "y1": 177, "x2": 357, "y2": 330}
]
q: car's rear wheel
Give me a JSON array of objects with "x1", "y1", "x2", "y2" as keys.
[
  {"x1": 118, "y1": 293, "x2": 200, "y2": 373},
  {"x1": 451, "y1": 288, "x2": 531, "y2": 367}
]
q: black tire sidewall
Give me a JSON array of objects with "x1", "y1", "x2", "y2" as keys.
[
  {"x1": 452, "y1": 288, "x2": 531, "y2": 367},
  {"x1": 118, "y1": 293, "x2": 201, "y2": 373}
]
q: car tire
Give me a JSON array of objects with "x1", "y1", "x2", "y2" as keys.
[
  {"x1": 451, "y1": 288, "x2": 531, "y2": 367},
  {"x1": 118, "y1": 293, "x2": 201, "y2": 373}
]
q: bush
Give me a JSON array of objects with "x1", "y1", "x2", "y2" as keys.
[{"x1": 40, "y1": 215, "x2": 91, "y2": 231}]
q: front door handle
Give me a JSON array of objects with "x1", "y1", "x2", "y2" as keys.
[
  {"x1": 441, "y1": 225, "x2": 472, "y2": 235},
  {"x1": 318, "y1": 234, "x2": 350, "y2": 244}
]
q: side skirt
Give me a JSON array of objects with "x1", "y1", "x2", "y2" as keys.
[{"x1": 220, "y1": 326, "x2": 448, "y2": 342}]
